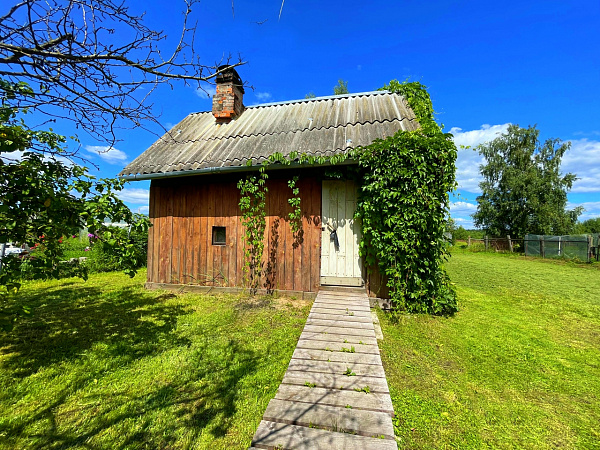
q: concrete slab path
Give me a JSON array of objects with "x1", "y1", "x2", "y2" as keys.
[{"x1": 250, "y1": 286, "x2": 397, "y2": 449}]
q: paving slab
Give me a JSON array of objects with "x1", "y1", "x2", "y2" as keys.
[
  {"x1": 275, "y1": 384, "x2": 394, "y2": 414},
  {"x1": 282, "y1": 371, "x2": 390, "y2": 394},
  {"x1": 252, "y1": 420, "x2": 396, "y2": 449},
  {"x1": 299, "y1": 332, "x2": 379, "y2": 346},
  {"x1": 308, "y1": 312, "x2": 374, "y2": 323},
  {"x1": 305, "y1": 318, "x2": 376, "y2": 329},
  {"x1": 292, "y1": 348, "x2": 382, "y2": 365},
  {"x1": 263, "y1": 398, "x2": 395, "y2": 438},
  {"x1": 286, "y1": 359, "x2": 387, "y2": 378},
  {"x1": 303, "y1": 324, "x2": 376, "y2": 337},
  {"x1": 310, "y1": 306, "x2": 372, "y2": 316},
  {"x1": 296, "y1": 339, "x2": 380, "y2": 354}
]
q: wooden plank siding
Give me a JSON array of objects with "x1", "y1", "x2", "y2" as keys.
[
  {"x1": 147, "y1": 171, "x2": 391, "y2": 299},
  {"x1": 148, "y1": 172, "x2": 322, "y2": 293}
]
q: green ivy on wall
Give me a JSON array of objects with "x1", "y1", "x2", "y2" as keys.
[
  {"x1": 237, "y1": 161, "x2": 268, "y2": 294},
  {"x1": 237, "y1": 80, "x2": 458, "y2": 314},
  {"x1": 287, "y1": 175, "x2": 301, "y2": 235},
  {"x1": 353, "y1": 80, "x2": 457, "y2": 314}
]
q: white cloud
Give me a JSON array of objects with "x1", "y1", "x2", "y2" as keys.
[
  {"x1": 85, "y1": 145, "x2": 128, "y2": 164},
  {"x1": 449, "y1": 201, "x2": 478, "y2": 229},
  {"x1": 255, "y1": 92, "x2": 272, "y2": 102},
  {"x1": 450, "y1": 123, "x2": 510, "y2": 193},
  {"x1": 195, "y1": 86, "x2": 216, "y2": 99},
  {"x1": 137, "y1": 205, "x2": 150, "y2": 215},
  {"x1": 450, "y1": 127, "x2": 600, "y2": 195},
  {"x1": 562, "y1": 139, "x2": 600, "y2": 193},
  {"x1": 450, "y1": 201, "x2": 478, "y2": 214},
  {"x1": 452, "y1": 217, "x2": 476, "y2": 229},
  {"x1": 573, "y1": 130, "x2": 600, "y2": 137},
  {"x1": 116, "y1": 188, "x2": 150, "y2": 204},
  {"x1": 450, "y1": 123, "x2": 510, "y2": 148},
  {"x1": 567, "y1": 201, "x2": 600, "y2": 220},
  {"x1": 2, "y1": 150, "x2": 74, "y2": 166}
]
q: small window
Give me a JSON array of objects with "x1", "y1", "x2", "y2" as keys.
[{"x1": 212, "y1": 226, "x2": 226, "y2": 245}]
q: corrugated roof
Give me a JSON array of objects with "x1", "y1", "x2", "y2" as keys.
[{"x1": 119, "y1": 90, "x2": 419, "y2": 179}]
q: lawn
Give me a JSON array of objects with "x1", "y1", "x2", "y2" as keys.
[
  {"x1": 0, "y1": 270, "x2": 311, "y2": 449},
  {"x1": 379, "y1": 249, "x2": 600, "y2": 449}
]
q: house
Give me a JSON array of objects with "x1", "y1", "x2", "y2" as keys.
[{"x1": 119, "y1": 67, "x2": 419, "y2": 298}]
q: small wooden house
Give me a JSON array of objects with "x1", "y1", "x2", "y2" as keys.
[{"x1": 120, "y1": 68, "x2": 419, "y2": 298}]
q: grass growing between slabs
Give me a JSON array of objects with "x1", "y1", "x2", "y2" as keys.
[
  {"x1": 379, "y1": 249, "x2": 600, "y2": 449},
  {"x1": 0, "y1": 269, "x2": 311, "y2": 449}
]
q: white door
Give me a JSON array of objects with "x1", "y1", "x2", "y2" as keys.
[{"x1": 320, "y1": 180, "x2": 363, "y2": 286}]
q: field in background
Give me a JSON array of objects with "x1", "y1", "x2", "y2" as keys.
[
  {"x1": 0, "y1": 270, "x2": 310, "y2": 449},
  {"x1": 379, "y1": 249, "x2": 600, "y2": 449}
]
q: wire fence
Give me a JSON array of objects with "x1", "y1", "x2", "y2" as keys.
[{"x1": 463, "y1": 234, "x2": 599, "y2": 262}]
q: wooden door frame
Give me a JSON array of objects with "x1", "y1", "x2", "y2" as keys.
[{"x1": 320, "y1": 179, "x2": 364, "y2": 287}]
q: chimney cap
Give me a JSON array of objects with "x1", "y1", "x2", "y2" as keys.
[{"x1": 216, "y1": 65, "x2": 245, "y2": 94}]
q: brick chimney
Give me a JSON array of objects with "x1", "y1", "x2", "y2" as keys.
[{"x1": 212, "y1": 65, "x2": 245, "y2": 121}]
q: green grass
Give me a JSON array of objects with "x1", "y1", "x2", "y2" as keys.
[
  {"x1": 379, "y1": 250, "x2": 600, "y2": 449},
  {"x1": 0, "y1": 269, "x2": 310, "y2": 449}
]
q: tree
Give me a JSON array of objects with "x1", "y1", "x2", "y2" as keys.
[
  {"x1": 0, "y1": 80, "x2": 151, "y2": 330},
  {"x1": 1, "y1": 0, "x2": 242, "y2": 330},
  {"x1": 0, "y1": 0, "x2": 245, "y2": 147},
  {"x1": 472, "y1": 124, "x2": 582, "y2": 238},
  {"x1": 575, "y1": 218, "x2": 600, "y2": 234},
  {"x1": 333, "y1": 79, "x2": 349, "y2": 95}
]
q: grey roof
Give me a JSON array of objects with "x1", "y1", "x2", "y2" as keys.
[{"x1": 119, "y1": 90, "x2": 419, "y2": 180}]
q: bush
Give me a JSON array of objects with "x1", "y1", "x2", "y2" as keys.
[{"x1": 85, "y1": 226, "x2": 147, "y2": 273}]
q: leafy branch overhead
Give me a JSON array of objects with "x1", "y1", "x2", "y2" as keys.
[
  {"x1": 0, "y1": 82, "x2": 151, "y2": 330},
  {"x1": 0, "y1": 0, "x2": 246, "y2": 146}
]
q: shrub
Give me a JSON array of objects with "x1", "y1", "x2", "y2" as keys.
[{"x1": 85, "y1": 225, "x2": 147, "y2": 273}]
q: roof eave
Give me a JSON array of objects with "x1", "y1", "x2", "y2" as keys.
[{"x1": 119, "y1": 159, "x2": 358, "y2": 181}]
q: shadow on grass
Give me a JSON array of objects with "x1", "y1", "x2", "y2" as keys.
[
  {"x1": 0, "y1": 281, "x2": 266, "y2": 448},
  {"x1": 1, "y1": 285, "x2": 190, "y2": 378}
]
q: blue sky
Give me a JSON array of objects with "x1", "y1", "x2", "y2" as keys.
[{"x1": 42, "y1": 0, "x2": 600, "y2": 227}]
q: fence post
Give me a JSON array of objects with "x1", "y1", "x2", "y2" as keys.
[
  {"x1": 507, "y1": 235, "x2": 513, "y2": 252},
  {"x1": 540, "y1": 236, "x2": 545, "y2": 258},
  {"x1": 485, "y1": 235, "x2": 489, "y2": 251},
  {"x1": 468, "y1": 236, "x2": 471, "y2": 247},
  {"x1": 525, "y1": 235, "x2": 528, "y2": 255},
  {"x1": 588, "y1": 235, "x2": 593, "y2": 263}
]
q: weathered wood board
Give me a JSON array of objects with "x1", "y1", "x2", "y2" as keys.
[{"x1": 250, "y1": 288, "x2": 397, "y2": 449}]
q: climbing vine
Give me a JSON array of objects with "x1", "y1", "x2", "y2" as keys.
[
  {"x1": 287, "y1": 176, "x2": 302, "y2": 235},
  {"x1": 237, "y1": 162, "x2": 268, "y2": 294},
  {"x1": 353, "y1": 80, "x2": 457, "y2": 314},
  {"x1": 237, "y1": 80, "x2": 457, "y2": 314}
]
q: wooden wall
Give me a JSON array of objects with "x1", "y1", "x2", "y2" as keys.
[
  {"x1": 147, "y1": 172, "x2": 322, "y2": 293},
  {"x1": 365, "y1": 266, "x2": 390, "y2": 299}
]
